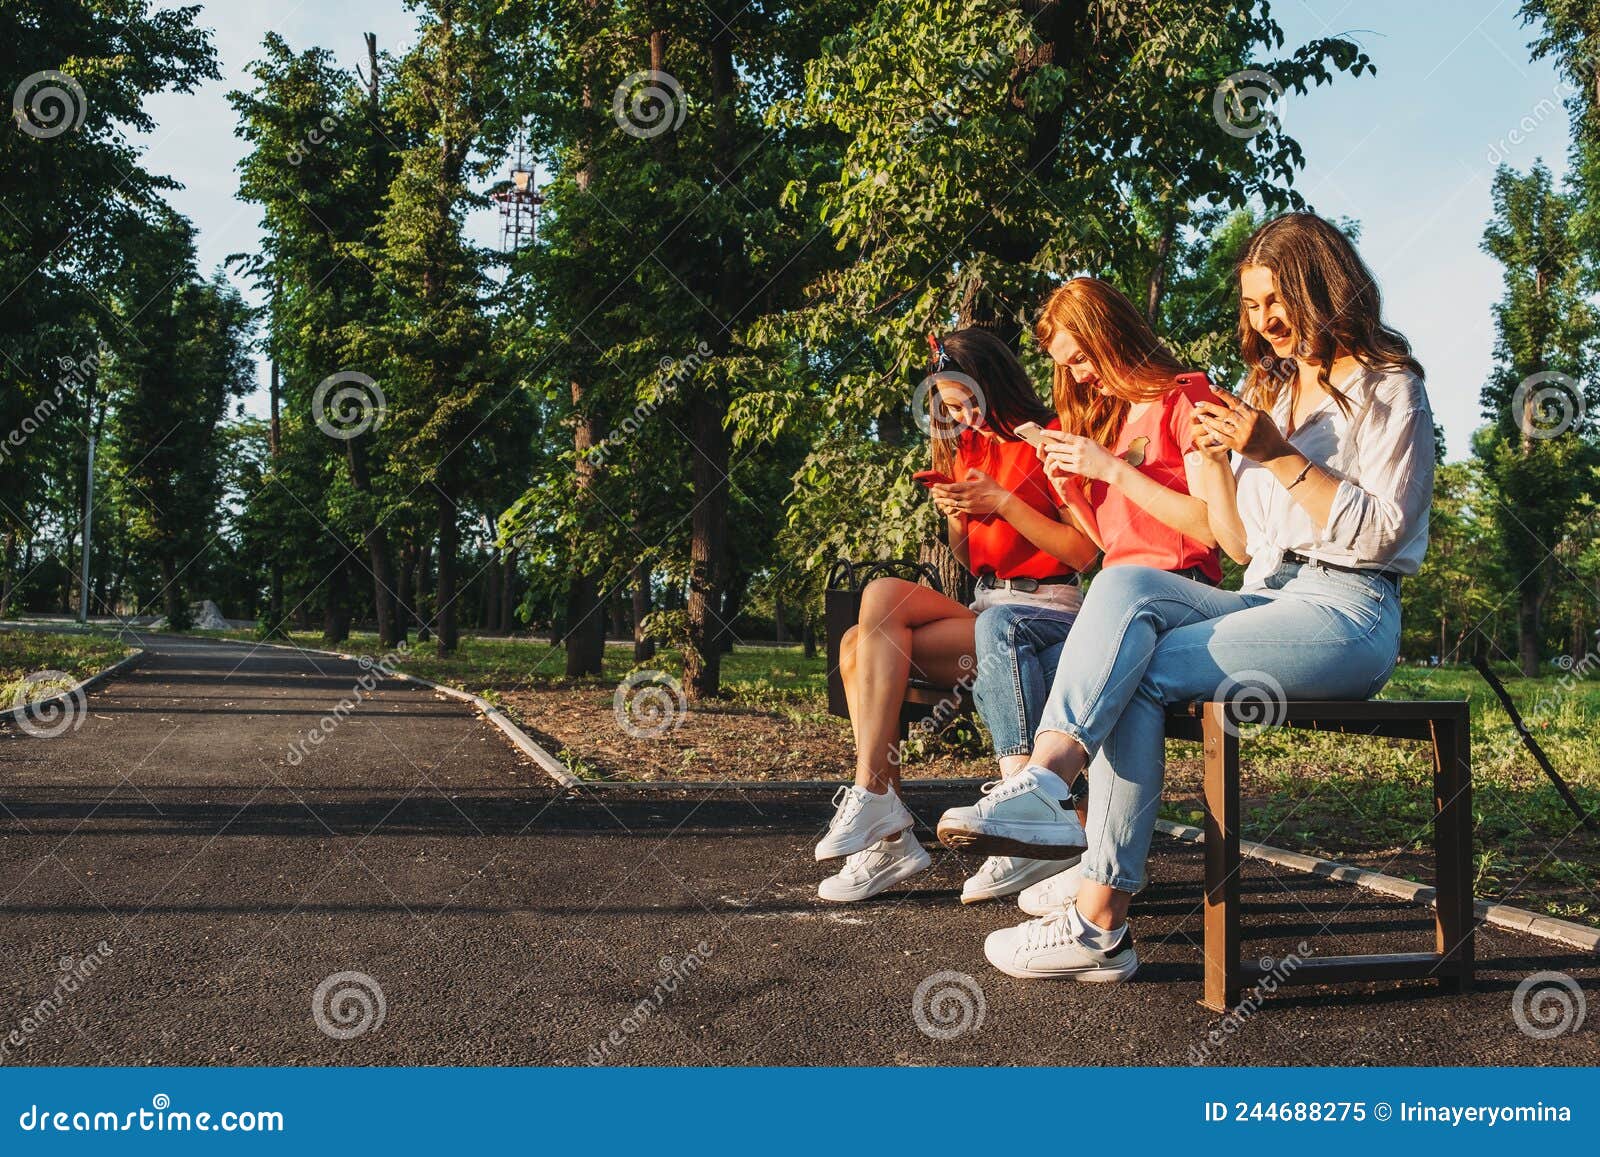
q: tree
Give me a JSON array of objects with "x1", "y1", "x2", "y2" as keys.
[
  {"x1": 105, "y1": 213, "x2": 253, "y2": 626},
  {"x1": 1474, "y1": 162, "x2": 1599, "y2": 675}
]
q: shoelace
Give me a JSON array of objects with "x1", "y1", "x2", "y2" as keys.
[
  {"x1": 979, "y1": 776, "x2": 1032, "y2": 805},
  {"x1": 828, "y1": 785, "x2": 864, "y2": 829},
  {"x1": 1021, "y1": 909, "x2": 1081, "y2": 951}
]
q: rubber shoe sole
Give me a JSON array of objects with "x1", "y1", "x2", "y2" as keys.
[
  {"x1": 960, "y1": 856, "x2": 1076, "y2": 905},
  {"x1": 936, "y1": 818, "x2": 1086, "y2": 860},
  {"x1": 984, "y1": 935, "x2": 1140, "y2": 982},
  {"x1": 818, "y1": 844, "x2": 932, "y2": 903}
]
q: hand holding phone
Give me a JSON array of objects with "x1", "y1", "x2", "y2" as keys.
[{"x1": 1012, "y1": 421, "x2": 1056, "y2": 450}]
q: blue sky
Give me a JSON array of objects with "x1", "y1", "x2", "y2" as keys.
[{"x1": 133, "y1": 0, "x2": 1575, "y2": 460}]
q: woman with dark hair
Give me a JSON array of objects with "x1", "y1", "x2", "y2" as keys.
[
  {"x1": 815, "y1": 327, "x2": 1097, "y2": 902},
  {"x1": 942, "y1": 213, "x2": 1435, "y2": 982}
]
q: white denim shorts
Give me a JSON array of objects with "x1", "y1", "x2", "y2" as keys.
[{"x1": 970, "y1": 580, "x2": 1084, "y2": 617}]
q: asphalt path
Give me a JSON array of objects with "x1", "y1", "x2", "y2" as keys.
[{"x1": 1, "y1": 632, "x2": 1595, "y2": 1065}]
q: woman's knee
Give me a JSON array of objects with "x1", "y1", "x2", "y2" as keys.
[
  {"x1": 1083, "y1": 564, "x2": 1167, "y2": 610},
  {"x1": 858, "y1": 577, "x2": 918, "y2": 627},
  {"x1": 839, "y1": 624, "x2": 860, "y2": 673}
]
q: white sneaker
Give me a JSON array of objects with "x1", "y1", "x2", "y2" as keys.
[
  {"x1": 936, "y1": 767, "x2": 1086, "y2": 859},
  {"x1": 817, "y1": 833, "x2": 932, "y2": 902},
  {"x1": 1017, "y1": 861, "x2": 1084, "y2": 915},
  {"x1": 815, "y1": 784, "x2": 914, "y2": 861},
  {"x1": 983, "y1": 904, "x2": 1139, "y2": 982},
  {"x1": 961, "y1": 855, "x2": 1076, "y2": 905}
]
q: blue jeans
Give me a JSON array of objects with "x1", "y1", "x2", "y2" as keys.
[
  {"x1": 972, "y1": 603, "x2": 1079, "y2": 759},
  {"x1": 1036, "y1": 562, "x2": 1402, "y2": 893}
]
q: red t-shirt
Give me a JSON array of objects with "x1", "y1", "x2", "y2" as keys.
[
  {"x1": 1087, "y1": 378, "x2": 1222, "y2": 581},
  {"x1": 955, "y1": 419, "x2": 1075, "y2": 581}
]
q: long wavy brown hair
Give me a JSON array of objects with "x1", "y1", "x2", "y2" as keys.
[
  {"x1": 1033, "y1": 277, "x2": 1187, "y2": 447},
  {"x1": 1237, "y1": 213, "x2": 1425, "y2": 413}
]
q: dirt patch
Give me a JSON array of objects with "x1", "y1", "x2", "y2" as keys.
[{"x1": 498, "y1": 685, "x2": 995, "y2": 783}]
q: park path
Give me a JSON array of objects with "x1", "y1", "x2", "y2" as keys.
[{"x1": 0, "y1": 631, "x2": 1595, "y2": 1065}]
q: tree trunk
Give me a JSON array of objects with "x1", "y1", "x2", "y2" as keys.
[
  {"x1": 683, "y1": 25, "x2": 740, "y2": 701},
  {"x1": 485, "y1": 555, "x2": 502, "y2": 633},
  {"x1": 499, "y1": 550, "x2": 517, "y2": 633},
  {"x1": 346, "y1": 439, "x2": 401, "y2": 646},
  {"x1": 801, "y1": 618, "x2": 817, "y2": 660},
  {"x1": 564, "y1": 378, "x2": 606, "y2": 676},
  {"x1": 323, "y1": 558, "x2": 351, "y2": 644},
  {"x1": 1145, "y1": 211, "x2": 1176, "y2": 323},
  {"x1": 0, "y1": 528, "x2": 14, "y2": 617},
  {"x1": 1518, "y1": 585, "x2": 1542, "y2": 677},
  {"x1": 435, "y1": 488, "x2": 459, "y2": 655},
  {"x1": 632, "y1": 558, "x2": 655, "y2": 662},
  {"x1": 717, "y1": 569, "x2": 747, "y2": 653}
]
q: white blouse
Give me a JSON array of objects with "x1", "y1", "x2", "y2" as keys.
[{"x1": 1234, "y1": 365, "x2": 1434, "y2": 590}]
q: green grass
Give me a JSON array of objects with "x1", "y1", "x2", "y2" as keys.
[
  {"x1": 0, "y1": 627, "x2": 135, "y2": 705},
  {"x1": 240, "y1": 629, "x2": 829, "y2": 701}
]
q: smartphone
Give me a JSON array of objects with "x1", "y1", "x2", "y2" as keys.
[
  {"x1": 1174, "y1": 372, "x2": 1214, "y2": 392},
  {"x1": 912, "y1": 470, "x2": 954, "y2": 487},
  {"x1": 1013, "y1": 421, "x2": 1053, "y2": 448}
]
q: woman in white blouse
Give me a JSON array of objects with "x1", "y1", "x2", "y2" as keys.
[{"x1": 936, "y1": 212, "x2": 1434, "y2": 983}]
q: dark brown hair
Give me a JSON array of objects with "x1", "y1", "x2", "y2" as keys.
[
  {"x1": 1237, "y1": 213, "x2": 1424, "y2": 412},
  {"x1": 926, "y1": 328, "x2": 1055, "y2": 476}
]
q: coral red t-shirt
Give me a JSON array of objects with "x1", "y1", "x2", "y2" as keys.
[
  {"x1": 1087, "y1": 378, "x2": 1223, "y2": 581},
  {"x1": 955, "y1": 419, "x2": 1075, "y2": 582}
]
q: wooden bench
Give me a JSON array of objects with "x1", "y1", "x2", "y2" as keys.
[
  {"x1": 1165, "y1": 698, "x2": 1474, "y2": 1012},
  {"x1": 823, "y1": 560, "x2": 1475, "y2": 1011}
]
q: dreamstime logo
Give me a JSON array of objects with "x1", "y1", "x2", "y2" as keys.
[
  {"x1": 12, "y1": 71, "x2": 87, "y2": 139},
  {"x1": 1213, "y1": 69, "x2": 1285, "y2": 139},
  {"x1": 0, "y1": 942, "x2": 114, "y2": 1062},
  {"x1": 912, "y1": 369, "x2": 987, "y2": 439},
  {"x1": 311, "y1": 970, "x2": 386, "y2": 1040},
  {"x1": 1189, "y1": 944, "x2": 1311, "y2": 1063},
  {"x1": 587, "y1": 941, "x2": 715, "y2": 1064},
  {"x1": 612, "y1": 670, "x2": 687, "y2": 738},
  {"x1": 1511, "y1": 370, "x2": 1584, "y2": 440},
  {"x1": 912, "y1": 970, "x2": 986, "y2": 1041},
  {"x1": 285, "y1": 642, "x2": 408, "y2": 766},
  {"x1": 1511, "y1": 970, "x2": 1586, "y2": 1040},
  {"x1": 590, "y1": 341, "x2": 711, "y2": 466},
  {"x1": 1214, "y1": 669, "x2": 1287, "y2": 736},
  {"x1": 7, "y1": 670, "x2": 85, "y2": 739},
  {"x1": 312, "y1": 371, "x2": 385, "y2": 440},
  {"x1": 613, "y1": 70, "x2": 685, "y2": 139}
]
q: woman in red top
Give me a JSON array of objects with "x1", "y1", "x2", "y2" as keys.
[{"x1": 813, "y1": 328, "x2": 1097, "y2": 902}]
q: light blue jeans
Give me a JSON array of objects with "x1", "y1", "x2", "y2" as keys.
[
  {"x1": 1036, "y1": 562, "x2": 1402, "y2": 893},
  {"x1": 972, "y1": 603, "x2": 1079, "y2": 759}
]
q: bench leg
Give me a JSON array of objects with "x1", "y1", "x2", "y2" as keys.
[
  {"x1": 1431, "y1": 712, "x2": 1475, "y2": 994},
  {"x1": 1202, "y1": 702, "x2": 1242, "y2": 1012}
]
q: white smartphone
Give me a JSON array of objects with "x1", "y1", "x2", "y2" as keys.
[{"x1": 1013, "y1": 421, "x2": 1053, "y2": 448}]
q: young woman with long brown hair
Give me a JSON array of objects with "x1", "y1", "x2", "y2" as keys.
[
  {"x1": 815, "y1": 327, "x2": 1097, "y2": 902},
  {"x1": 944, "y1": 213, "x2": 1434, "y2": 983},
  {"x1": 952, "y1": 277, "x2": 1225, "y2": 906}
]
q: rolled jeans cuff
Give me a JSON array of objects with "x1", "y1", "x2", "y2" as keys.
[
  {"x1": 993, "y1": 744, "x2": 1031, "y2": 758},
  {"x1": 1079, "y1": 864, "x2": 1146, "y2": 894},
  {"x1": 1034, "y1": 722, "x2": 1092, "y2": 762}
]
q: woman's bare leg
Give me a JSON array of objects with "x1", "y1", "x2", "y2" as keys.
[{"x1": 845, "y1": 579, "x2": 975, "y2": 793}]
